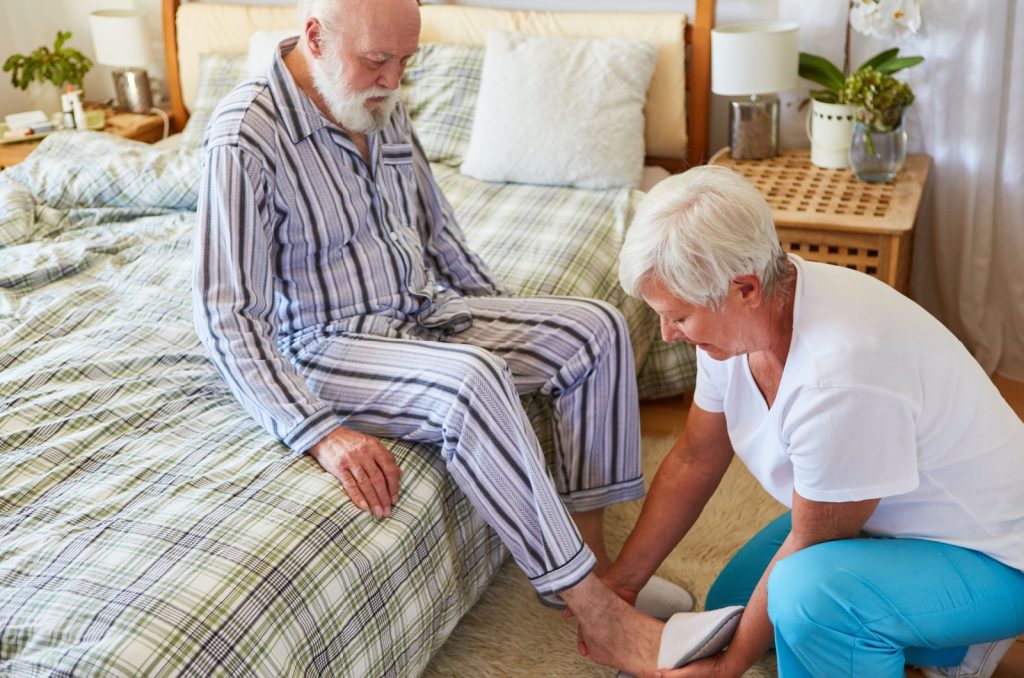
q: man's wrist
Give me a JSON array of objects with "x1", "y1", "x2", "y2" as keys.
[
  {"x1": 309, "y1": 424, "x2": 346, "y2": 456},
  {"x1": 283, "y1": 407, "x2": 341, "y2": 454}
]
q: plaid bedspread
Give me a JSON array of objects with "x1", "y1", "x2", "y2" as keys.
[
  {"x1": 434, "y1": 165, "x2": 695, "y2": 400},
  {"x1": 0, "y1": 131, "x2": 693, "y2": 676}
]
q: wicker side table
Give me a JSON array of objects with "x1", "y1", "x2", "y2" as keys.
[{"x1": 713, "y1": 150, "x2": 932, "y2": 294}]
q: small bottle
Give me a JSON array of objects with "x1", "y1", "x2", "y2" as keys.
[
  {"x1": 69, "y1": 89, "x2": 87, "y2": 130},
  {"x1": 61, "y1": 85, "x2": 75, "y2": 129}
]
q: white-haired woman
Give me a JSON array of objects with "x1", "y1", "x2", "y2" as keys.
[{"x1": 609, "y1": 165, "x2": 1024, "y2": 677}]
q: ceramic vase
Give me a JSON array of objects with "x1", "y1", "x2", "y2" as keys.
[
  {"x1": 26, "y1": 82, "x2": 64, "y2": 115},
  {"x1": 806, "y1": 99, "x2": 857, "y2": 169}
]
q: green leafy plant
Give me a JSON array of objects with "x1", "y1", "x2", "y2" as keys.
[
  {"x1": 3, "y1": 31, "x2": 93, "y2": 92},
  {"x1": 841, "y1": 67, "x2": 915, "y2": 131},
  {"x1": 841, "y1": 66, "x2": 915, "y2": 156},
  {"x1": 799, "y1": 48, "x2": 923, "y2": 104}
]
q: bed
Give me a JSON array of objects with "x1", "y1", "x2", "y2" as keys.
[{"x1": 0, "y1": 1, "x2": 713, "y2": 675}]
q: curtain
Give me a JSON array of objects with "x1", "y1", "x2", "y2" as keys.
[{"x1": 779, "y1": 0, "x2": 1024, "y2": 380}]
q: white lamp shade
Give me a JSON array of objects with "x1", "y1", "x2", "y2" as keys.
[
  {"x1": 89, "y1": 10, "x2": 151, "y2": 67},
  {"x1": 711, "y1": 21, "x2": 799, "y2": 96}
]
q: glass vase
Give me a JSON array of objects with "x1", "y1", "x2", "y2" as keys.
[{"x1": 849, "y1": 118, "x2": 908, "y2": 184}]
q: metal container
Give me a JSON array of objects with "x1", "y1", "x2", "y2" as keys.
[
  {"x1": 728, "y1": 96, "x2": 779, "y2": 160},
  {"x1": 112, "y1": 68, "x2": 153, "y2": 114}
]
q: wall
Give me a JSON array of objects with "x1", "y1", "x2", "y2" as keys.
[
  {"x1": 1, "y1": 0, "x2": 778, "y2": 153},
  {"x1": 0, "y1": 0, "x2": 164, "y2": 117},
  {"x1": 0, "y1": 1, "x2": 30, "y2": 115},
  {"x1": 435, "y1": 0, "x2": 780, "y2": 153},
  {"x1": 428, "y1": 0, "x2": 772, "y2": 23}
]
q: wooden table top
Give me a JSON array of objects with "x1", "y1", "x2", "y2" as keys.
[{"x1": 714, "y1": 150, "x2": 932, "y2": 235}]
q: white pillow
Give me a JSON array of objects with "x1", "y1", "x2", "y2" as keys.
[
  {"x1": 461, "y1": 30, "x2": 658, "y2": 190},
  {"x1": 247, "y1": 30, "x2": 297, "y2": 78}
]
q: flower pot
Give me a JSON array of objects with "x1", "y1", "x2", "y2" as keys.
[
  {"x1": 26, "y1": 82, "x2": 64, "y2": 115},
  {"x1": 849, "y1": 112, "x2": 908, "y2": 184},
  {"x1": 806, "y1": 99, "x2": 857, "y2": 169}
]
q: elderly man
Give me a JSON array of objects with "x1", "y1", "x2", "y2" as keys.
[
  {"x1": 612, "y1": 165, "x2": 1024, "y2": 677},
  {"x1": 192, "y1": 0, "x2": 695, "y2": 672}
]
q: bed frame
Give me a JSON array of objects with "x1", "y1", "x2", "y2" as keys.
[{"x1": 161, "y1": 0, "x2": 715, "y2": 169}]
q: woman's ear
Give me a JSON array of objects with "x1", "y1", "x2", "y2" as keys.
[{"x1": 732, "y1": 274, "x2": 763, "y2": 307}]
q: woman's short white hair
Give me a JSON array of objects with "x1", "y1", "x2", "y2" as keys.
[{"x1": 618, "y1": 164, "x2": 788, "y2": 310}]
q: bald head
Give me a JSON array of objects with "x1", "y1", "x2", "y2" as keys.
[
  {"x1": 302, "y1": 0, "x2": 420, "y2": 46},
  {"x1": 296, "y1": 0, "x2": 420, "y2": 135}
]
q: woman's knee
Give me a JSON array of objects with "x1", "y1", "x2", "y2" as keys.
[
  {"x1": 767, "y1": 543, "x2": 862, "y2": 640},
  {"x1": 766, "y1": 551, "x2": 807, "y2": 631}
]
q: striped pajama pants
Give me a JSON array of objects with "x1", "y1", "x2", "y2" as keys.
[{"x1": 293, "y1": 295, "x2": 643, "y2": 598}]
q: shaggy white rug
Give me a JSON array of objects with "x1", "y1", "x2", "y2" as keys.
[{"x1": 424, "y1": 434, "x2": 787, "y2": 677}]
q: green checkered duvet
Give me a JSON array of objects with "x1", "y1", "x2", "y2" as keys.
[
  {"x1": 0, "y1": 131, "x2": 693, "y2": 676},
  {"x1": 433, "y1": 164, "x2": 695, "y2": 399}
]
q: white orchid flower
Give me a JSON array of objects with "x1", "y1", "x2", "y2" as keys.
[{"x1": 851, "y1": 0, "x2": 923, "y2": 41}]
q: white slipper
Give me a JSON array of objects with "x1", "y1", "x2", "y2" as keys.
[
  {"x1": 616, "y1": 605, "x2": 744, "y2": 678},
  {"x1": 540, "y1": 575, "x2": 694, "y2": 620},
  {"x1": 658, "y1": 606, "x2": 744, "y2": 668},
  {"x1": 634, "y1": 575, "x2": 696, "y2": 620},
  {"x1": 918, "y1": 638, "x2": 1016, "y2": 678}
]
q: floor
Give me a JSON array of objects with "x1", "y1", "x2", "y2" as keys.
[{"x1": 638, "y1": 374, "x2": 1024, "y2": 678}]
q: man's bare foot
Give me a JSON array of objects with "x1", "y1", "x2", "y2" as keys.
[{"x1": 561, "y1": 573, "x2": 663, "y2": 676}]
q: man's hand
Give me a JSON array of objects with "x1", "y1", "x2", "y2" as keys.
[{"x1": 309, "y1": 427, "x2": 402, "y2": 518}]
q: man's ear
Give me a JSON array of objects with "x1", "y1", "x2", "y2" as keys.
[
  {"x1": 732, "y1": 274, "x2": 763, "y2": 307},
  {"x1": 305, "y1": 19, "x2": 324, "y2": 57}
]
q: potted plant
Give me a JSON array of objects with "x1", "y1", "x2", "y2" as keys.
[
  {"x1": 799, "y1": 0, "x2": 924, "y2": 169},
  {"x1": 841, "y1": 66, "x2": 915, "y2": 182},
  {"x1": 799, "y1": 48, "x2": 922, "y2": 106},
  {"x1": 3, "y1": 31, "x2": 93, "y2": 113}
]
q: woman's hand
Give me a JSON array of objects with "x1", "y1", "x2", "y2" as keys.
[
  {"x1": 309, "y1": 426, "x2": 402, "y2": 518},
  {"x1": 602, "y1": 570, "x2": 642, "y2": 607},
  {"x1": 655, "y1": 651, "x2": 734, "y2": 678}
]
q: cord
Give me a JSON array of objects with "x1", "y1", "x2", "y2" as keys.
[
  {"x1": 149, "y1": 107, "x2": 170, "y2": 140},
  {"x1": 708, "y1": 146, "x2": 731, "y2": 165}
]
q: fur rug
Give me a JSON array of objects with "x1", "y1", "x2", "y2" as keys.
[{"x1": 424, "y1": 434, "x2": 787, "y2": 677}]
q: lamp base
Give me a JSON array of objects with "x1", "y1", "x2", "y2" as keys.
[
  {"x1": 111, "y1": 68, "x2": 152, "y2": 114},
  {"x1": 728, "y1": 96, "x2": 779, "y2": 160}
]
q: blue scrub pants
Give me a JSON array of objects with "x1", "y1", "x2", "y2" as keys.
[{"x1": 705, "y1": 513, "x2": 1024, "y2": 677}]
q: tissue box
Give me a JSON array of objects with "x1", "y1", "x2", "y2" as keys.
[{"x1": 5, "y1": 110, "x2": 48, "y2": 129}]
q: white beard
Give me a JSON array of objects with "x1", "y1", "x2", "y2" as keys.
[{"x1": 311, "y1": 43, "x2": 399, "y2": 135}]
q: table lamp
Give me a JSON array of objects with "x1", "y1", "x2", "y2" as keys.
[
  {"x1": 89, "y1": 9, "x2": 153, "y2": 114},
  {"x1": 711, "y1": 21, "x2": 799, "y2": 160}
]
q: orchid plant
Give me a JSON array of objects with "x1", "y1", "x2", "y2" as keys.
[
  {"x1": 798, "y1": 0, "x2": 924, "y2": 105},
  {"x1": 850, "y1": 0, "x2": 922, "y2": 40}
]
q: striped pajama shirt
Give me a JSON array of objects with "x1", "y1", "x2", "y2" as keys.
[{"x1": 193, "y1": 38, "x2": 643, "y2": 598}]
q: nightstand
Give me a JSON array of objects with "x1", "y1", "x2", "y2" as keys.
[
  {"x1": 0, "y1": 107, "x2": 167, "y2": 170},
  {"x1": 713, "y1": 149, "x2": 932, "y2": 294}
]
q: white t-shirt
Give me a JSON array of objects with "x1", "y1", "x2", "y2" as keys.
[{"x1": 694, "y1": 256, "x2": 1024, "y2": 570}]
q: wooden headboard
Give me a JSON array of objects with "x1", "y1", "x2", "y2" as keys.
[{"x1": 161, "y1": 0, "x2": 714, "y2": 169}]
